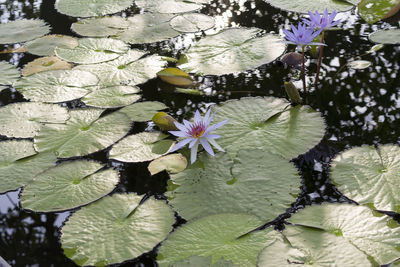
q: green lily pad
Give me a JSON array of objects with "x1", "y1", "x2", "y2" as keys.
[
  {"x1": 157, "y1": 213, "x2": 280, "y2": 267},
  {"x1": 330, "y1": 144, "x2": 400, "y2": 213},
  {"x1": 180, "y1": 28, "x2": 285, "y2": 75},
  {"x1": 263, "y1": 0, "x2": 354, "y2": 13},
  {"x1": 358, "y1": 0, "x2": 400, "y2": 24},
  {"x1": 119, "y1": 101, "x2": 168, "y2": 121},
  {"x1": 21, "y1": 160, "x2": 119, "y2": 212},
  {"x1": 82, "y1": 85, "x2": 141, "y2": 108},
  {"x1": 167, "y1": 149, "x2": 300, "y2": 221},
  {"x1": 0, "y1": 61, "x2": 20, "y2": 86},
  {"x1": 25, "y1": 34, "x2": 79, "y2": 56},
  {"x1": 170, "y1": 13, "x2": 215, "y2": 33},
  {"x1": 109, "y1": 132, "x2": 174, "y2": 163},
  {"x1": 0, "y1": 140, "x2": 56, "y2": 193},
  {"x1": 258, "y1": 225, "x2": 371, "y2": 267},
  {"x1": 212, "y1": 97, "x2": 325, "y2": 159},
  {"x1": 55, "y1": 38, "x2": 129, "y2": 64},
  {"x1": 0, "y1": 19, "x2": 51, "y2": 44},
  {"x1": 369, "y1": 29, "x2": 400, "y2": 44},
  {"x1": 148, "y1": 153, "x2": 187, "y2": 175},
  {"x1": 34, "y1": 109, "x2": 131, "y2": 158},
  {"x1": 135, "y1": 0, "x2": 202, "y2": 13},
  {"x1": 61, "y1": 193, "x2": 175, "y2": 266},
  {"x1": 171, "y1": 256, "x2": 238, "y2": 267},
  {"x1": 115, "y1": 13, "x2": 179, "y2": 44},
  {"x1": 14, "y1": 69, "x2": 98, "y2": 103},
  {"x1": 22, "y1": 56, "x2": 73, "y2": 77},
  {"x1": 74, "y1": 49, "x2": 166, "y2": 86},
  {"x1": 0, "y1": 102, "x2": 69, "y2": 138},
  {"x1": 288, "y1": 203, "x2": 400, "y2": 265},
  {"x1": 71, "y1": 16, "x2": 130, "y2": 37},
  {"x1": 157, "y1": 67, "x2": 194, "y2": 87},
  {"x1": 55, "y1": 0, "x2": 134, "y2": 17},
  {"x1": 347, "y1": 60, "x2": 372, "y2": 69}
]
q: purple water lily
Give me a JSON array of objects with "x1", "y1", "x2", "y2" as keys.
[
  {"x1": 169, "y1": 109, "x2": 228, "y2": 164},
  {"x1": 283, "y1": 23, "x2": 323, "y2": 47},
  {"x1": 303, "y1": 8, "x2": 341, "y2": 30}
]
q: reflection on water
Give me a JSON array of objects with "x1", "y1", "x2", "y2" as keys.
[{"x1": 1, "y1": 0, "x2": 400, "y2": 265}]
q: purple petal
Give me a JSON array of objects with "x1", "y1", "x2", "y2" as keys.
[
  {"x1": 190, "y1": 142, "x2": 199, "y2": 164},
  {"x1": 170, "y1": 138, "x2": 192, "y2": 152},
  {"x1": 189, "y1": 138, "x2": 198, "y2": 149},
  {"x1": 203, "y1": 134, "x2": 221, "y2": 139},
  {"x1": 169, "y1": 130, "x2": 190, "y2": 137},
  {"x1": 203, "y1": 108, "x2": 212, "y2": 125},
  {"x1": 194, "y1": 110, "x2": 202, "y2": 124},
  {"x1": 206, "y1": 111, "x2": 216, "y2": 126},
  {"x1": 183, "y1": 119, "x2": 192, "y2": 129},
  {"x1": 207, "y1": 138, "x2": 225, "y2": 152},
  {"x1": 174, "y1": 121, "x2": 188, "y2": 132},
  {"x1": 204, "y1": 119, "x2": 229, "y2": 134},
  {"x1": 200, "y1": 138, "x2": 214, "y2": 156}
]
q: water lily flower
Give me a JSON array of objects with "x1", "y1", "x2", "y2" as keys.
[
  {"x1": 169, "y1": 109, "x2": 228, "y2": 164},
  {"x1": 303, "y1": 8, "x2": 341, "y2": 30},
  {"x1": 282, "y1": 23, "x2": 323, "y2": 47}
]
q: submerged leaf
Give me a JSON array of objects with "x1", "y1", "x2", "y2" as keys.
[
  {"x1": 25, "y1": 34, "x2": 78, "y2": 56},
  {"x1": 22, "y1": 56, "x2": 73, "y2": 77},
  {"x1": 0, "y1": 19, "x2": 50, "y2": 44},
  {"x1": 148, "y1": 153, "x2": 187, "y2": 175},
  {"x1": 55, "y1": 0, "x2": 133, "y2": 17}
]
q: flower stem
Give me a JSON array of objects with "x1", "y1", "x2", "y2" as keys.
[
  {"x1": 314, "y1": 30, "x2": 325, "y2": 89},
  {"x1": 301, "y1": 46, "x2": 306, "y2": 95}
]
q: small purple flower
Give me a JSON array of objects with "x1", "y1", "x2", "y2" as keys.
[
  {"x1": 283, "y1": 23, "x2": 324, "y2": 47},
  {"x1": 303, "y1": 8, "x2": 341, "y2": 30},
  {"x1": 169, "y1": 109, "x2": 228, "y2": 164}
]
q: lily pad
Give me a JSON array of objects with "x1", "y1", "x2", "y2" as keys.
[
  {"x1": 0, "y1": 19, "x2": 50, "y2": 44},
  {"x1": 157, "y1": 213, "x2": 280, "y2": 267},
  {"x1": 258, "y1": 225, "x2": 371, "y2": 267},
  {"x1": 82, "y1": 85, "x2": 141, "y2": 108},
  {"x1": 14, "y1": 69, "x2": 98, "y2": 103},
  {"x1": 347, "y1": 60, "x2": 372, "y2": 69},
  {"x1": 170, "y1": 13, "x2": 215, "y2": 33},
  {"x1": 0, "y1": 61, "x2": 20, "y2": 86},
  {"x1": 0, "y1": 140, "x2": 56, "y2": 193},
  {"x1": 115, "y1": 13, "x2": 180, "y2": 44},
  {"x1": 25, "y1": 34, "x2": 78, "y2": 56},
  {"x1": 358, "y1": 0, "x2": 400, "y2": 24},
  {"x1": 330, "y1": 144, "x2": 400, "y2": 213},
  {"x1": 288, "y1": 203, "x2": 400, "y2": 265},
  {"x1": 71, "y1": 16, "x2": 130, "y2": 37},
  {"x1": 22, "y1": 56, "x2": 73, "y2": 77},
  {"x1": 61, "y1": 193, "x2": 175, "y2": 266},
  {"x1": 135, "y1": 0, "x2": 202, "y2": 13},
  {"x1": 0, "y1": 85, "x2": 7, "y2": 92},
  {"x1": 55, "y1": 0, "x2": 134, "y2": 17},
  {"x1": 34, "y1": 109, "x2": 131, "y2": 158},
  {"x1": 180, "y1": 28, "x2": 285, "y2": 75},
  {"x1": 263, "y1": 0, "x2": 354, "y2": 13},
  {"x1": 74, "y1": 49, "x2": 166, "y2": 86},
  {"x1": 167, "y1": 149, "x2": 300, "y2": 221},
  {"x1": 21, "y1": 160, "x2": 119, "y2": 212},
  {"x1": 369, "y1": 29, "x2": 400, "y2": 44},
  {"x1": 109, "y1": 132, "x2": 174, "y2": 163},
  {"x1": 119, "y1": 101, "x2": 168, "y2": 121},
  {"x1": 0, "y1": 102, "x2": 69, "y2": 138},
  {"x1": 148, "y1": 153, "x2": 187, "y2": 175},
  {"x1": 55, "y1": 38, "x2": 129, "y2": 64},
  {"x1": 212, "y1": 97, "x2": 325, "y2": 159}
]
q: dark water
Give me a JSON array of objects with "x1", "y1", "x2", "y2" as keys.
[{"x1": 0, "y1": 0, "x2": 400, "y2": 266}]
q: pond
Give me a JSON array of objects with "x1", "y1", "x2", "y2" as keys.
[{"x1": 1, "y1": 0, "x2": 400, "y2": 266}]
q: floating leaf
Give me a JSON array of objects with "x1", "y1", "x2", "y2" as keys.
[
  {"x1": 71, "y1": 16, "x2": 130, "y2": 37},
  {"x1": 25, "y1": 34, "x2": 78, "y2": 56},
  {"x1": 367, "y1": 44, "x2": 385, "y2": 53},
  {"x1": 347, "y1": 60, "x2": 372, "y2": 69},
  {"x1": 331, "y1": 144, "x2": 400, "y2": 213},
  {"x1": 14, "y1": 69, "x2": 98, "y2": 103},
  {"x1": 171, "y1": 256, "x2": 238, "y2": 267},
  {"x1": 175, "y1": 88, "x2": 203, "y2": 95},
  {"x1": 0, "y1": 140, "x2": 56, "y2": 193},
  {"x1": 34, "y1": 109, "x2": 131, "y2": 158},
  {"x1": 180, "y1": 28, "x2": 285, "y2": 75},
  {"x1": 119, "y1": 101, "x2": 168, "y2": 122},
  {"x1": 61, "y1": 194, "x2": 174, "y2": 266},
  {"x1": 0, "y1": 61, "x2": 20, "y2": 86},
  {"x1": 82, "y1": 85, "x2": 141, "y2": 108},
  {"x1": 148, "y1": 153, "x2": 187, "y2": 175},
  {"x1": 74, "y1": 49, "x2": 166, "y2": 86},
  {"x1": 157, "y1": 67, "x2": 193, "y2": 87},
  {"x1": 115, "y1": 13, "x2": 179, "y2": 44},
  {"x1": 167, "y1": 149, "x2": 300, "y2": 221},
  {"x1": 55, "y1": 38, "x2": 129, "y2": 64},
  {"x1": 55, "y1": 0, "x2": 134, "y2": 17},
  {"x1": 157, "y1": 213, "x2": 280, "y2": 267},
  {"x1": 22, "y1": 56, "x2": 73, "y2": 77},
  {"x1": 288, "y1": 203, "x2": 400, "y2": 265},
  {"x1": 135, "y1": 0, "x2": 202, "y2": 13},
  {"x1": 0, "y1": 19, "x2": 50, "y2": 44},
  {"x1": 109, "y1": 132, "x2": 174, "y2": 163},
  {"x1": 152, "y1": 112, "x2": 178, "y2": 131},
  {"x1": 263, "y1": 0, "x2": 354, "y2": 13},
  {"x1": 21, "y1": 160, "x2": 119, "y2": 212},
  {"x1": 369, "y1": 29, "x2": 400, "y2": 44},
  {"x1": 170, "y1": 13, "x2": 215, "y2": 33},
  {"x1": 358, "y1": 0, "x2": 400, "y2": 24},
  {"x1": 0, "y1": 102, "x2": 69, "y2": 138},
  {"x1": 212, "y1": 97, "x2": 325, "y2": 159}
]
